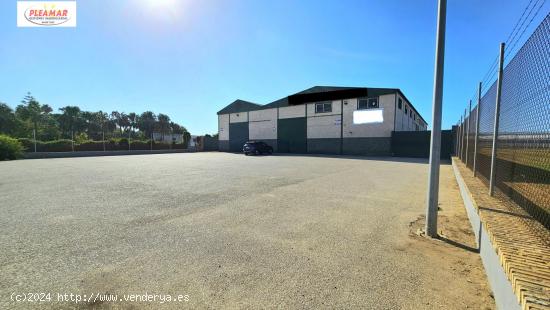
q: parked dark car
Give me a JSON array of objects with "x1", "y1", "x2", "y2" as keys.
[{"x1": 243, "y1": 141, "x2": 273, "y2": 155}]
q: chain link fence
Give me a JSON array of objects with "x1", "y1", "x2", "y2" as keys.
[{"x1": 456, "y1": 13, "x2": 549, "y2": 230}]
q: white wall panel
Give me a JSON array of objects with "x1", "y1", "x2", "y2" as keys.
[
  {"x1": 218, "y1": 114, "x2": 229, "y2": 141},
  {"x1": 306, "y1": 100, "x2": 342, "y2": 116},
  {"x1": 249, "y1": 108, "x2": 276, "y2": 122},
  {"x1": 249, "y1": 108, "x2": 277, "y2": 140},
  {"x1": 278, "y1": 105, "x2": 305, "y2": 119},
  {"x1": 307, "y1": 114, "x2": 341, "y2": 139},
  {"x1": 229, "y1": 111, "x2": 248, "y2": 123},
  {"x1": 342, "y1": 94, "x2": 396, "y2": 138}
]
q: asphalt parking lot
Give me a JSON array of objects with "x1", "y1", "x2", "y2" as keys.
[{"x1": 0, "y1": 153, "x2": 489, "y2": 309}]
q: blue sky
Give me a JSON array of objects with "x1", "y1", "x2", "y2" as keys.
[{"x1": 0, "y1": 0, "x2": 548, "y2": 134}]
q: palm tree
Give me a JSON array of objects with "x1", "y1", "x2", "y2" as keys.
[
  {"x1": 157, "y1": 113, "x2": 171, "y2": 141},
  {"x1": 128, "y1": 112, "x2": 137, "y2": 138},
  {"x1": 110, "y1": 111, "x2": 121, "y2": 136},
  {"x1": 137, "y1": 111, "x2": 156, "y2": 139},
  {"x1": 58, "y1": 106, "x2": 82, "y2": 138},
  {"x1": 119, "y1": 113, "x2": 130, "y2": 134}
]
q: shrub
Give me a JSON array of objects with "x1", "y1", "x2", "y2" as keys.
[
  {"x1": 172, "y1": 143, "x2": 187, "y2": 150},
  {"x1": 118, "y1": 138, "x2": 129, "y2": 149},
  {"x1": 152, "y1": 142, "x2": 172, "y2": 150},
  {"x1": 41, "y1": 139, "x2": 73, "y2": 152},
  {"x1": 0, "y1": 134, "x2": 24, "y2": 160},
  {"x1": 17, "y1": 138, "x2": 34, "y2": 151},
  {"x1": 74, "y1": 132, "x2": 89, "y2": 144},
  {"x1": 76, "y1": 140, "x2": 105, "y2": 152},
  {"x1": 130, "y1": 140, "x2": 151, "y2": 150}
]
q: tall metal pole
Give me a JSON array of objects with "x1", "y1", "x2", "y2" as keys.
[
  {"x1": 489, "y1": 43, "x2": 505, "y2": 196},
  {"x1": 102, "y1": 130, "x2": 106, "y2": 152},
  {"x1": 71, "y1": 130, "x2": 75, "y2": 152},
  {"x1": 473, "y1": 82, "x2": 482, "y2": 176},
  {"x1": 465, "y1": 101, "x2": 471, "y2": 166},
  {"x1": 425, "y1": 0, "x2": 447, "y2": 238},
  {"x1": 128, "y1": 129, "x2": 131, "y2": 151}
]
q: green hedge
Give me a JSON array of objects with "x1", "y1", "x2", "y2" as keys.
[
  {"x1": 16, "y1": 138, "x2": 188, "y2": 152},
  {"x1": 0, "y1": 134, "x2": 24, "y2": 160}
]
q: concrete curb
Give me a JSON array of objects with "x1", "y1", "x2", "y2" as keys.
[
  {"x1": 23, "y1": 149, "x2": 192, "y2": 159},
  {"x1": 451, "y1": 159, "x2": 520, "y2": 310}
]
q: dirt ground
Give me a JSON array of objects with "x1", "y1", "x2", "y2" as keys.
[{"x1": 407, "y1": 164, "x2": 495, "y2": 310}]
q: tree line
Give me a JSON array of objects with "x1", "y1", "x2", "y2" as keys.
[{"x1": 0, "y1": 93, "x2": 190, "y2": 143}]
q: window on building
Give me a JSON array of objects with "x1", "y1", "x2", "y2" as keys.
[
  {"x1": 414, "y1": 114, "x2": 416, "y2": 120},
  {"x1": 410, "y1": 110, "x2": 413, "y2": 118},
  {"x1": 358, "y1": 97, "x2": 379, "y2": 110},
  {"x1": 315, "y1": 102, "x2": 332, "y2": 113},
  {"x1": 398, "y1": 98, "x2": 402, "y2": 110},
  {"x1": 404, "y1": 106, "x2": 408, "y2": 114}
]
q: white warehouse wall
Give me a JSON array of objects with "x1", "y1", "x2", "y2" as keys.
[
  {"x1": 249, "y1": 108, "x2": 277, "y2": 140},
  {"x1": 306, "y1": 101, "x2": 342, "y2": 139},
  {"x1": 342, "y1": 94, "x2": 396, "y2": 138},
  {"x1": 229, "y1": 111, "x2": 248, "y2": 123},
  {"x1": 218, "y1": 114, "x2": 229, "y2": 141},
  {"x1": 278, "y1": 105, "x2": 305, "y2": 119}
]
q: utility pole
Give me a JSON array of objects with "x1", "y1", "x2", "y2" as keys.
[
  {"x1": 425, "y1": 0, "x2": 447, "y2": 238},
  {"x1": 473, "y1": 82, "x2": 482, "y2": 176},
  {"x1": 489, "y1": 43, "x2": 505, "y2": 196}
]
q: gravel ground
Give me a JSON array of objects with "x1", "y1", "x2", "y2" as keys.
[{"x1": 0, "y1": 153, "x2": 493, "y2": 309}]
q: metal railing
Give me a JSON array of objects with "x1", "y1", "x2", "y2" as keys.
[{"x1": 456, "y1": 13, "x2": 550, "y2": 230}]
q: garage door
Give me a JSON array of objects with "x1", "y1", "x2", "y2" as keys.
[
  {"x1": 229, "y1": 122, "x2": 249, "y2": 152},
  {"x1": 278, "y1": 117, "x2": 306, "y2": 153}
]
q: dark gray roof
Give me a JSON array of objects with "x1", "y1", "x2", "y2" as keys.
[
  {"x1": 262, "y1": 96, "x2": 289, "y2": 109},
  {"x1": 292, "y1": 86, "x2": 361, "y2": 95},
  {"x1": 217, "y1": 99, "x2": 261, "y2": 115},
  {"x1": 216, "y1": 86, "x2": 426, "y2": 124}
]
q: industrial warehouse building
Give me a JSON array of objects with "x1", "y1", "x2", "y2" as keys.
[{"x1": 217, "y1": 86, "x2": 427, "y2": 155}]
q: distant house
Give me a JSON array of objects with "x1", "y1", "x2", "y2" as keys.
[{"x1": 217, "y1": 86, "x2": 427, "y2": 155}]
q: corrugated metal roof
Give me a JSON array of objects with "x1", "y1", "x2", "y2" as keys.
[
  {"x1": 216, "y1": 99, "x2": 261, "y2": 115},
  {"x1": 292, "y1": 86, "x2": 362, "y2": 95},
  {"x1": 216, "y1": 86, "x2": 427, "y2": 125}
]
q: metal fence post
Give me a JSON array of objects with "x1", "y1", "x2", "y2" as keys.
[
  {"x1": 128, "y1": 130, "x2": 131, "y2": 151},
  {"x1": 459, "y1": 115, "x2": 464, "y2": 160},
  {"x1": 473, "y1": 82, "x2": 482, "y2": 176},
  {"x1": 425, "y1": 0, "x2": 447, "y2": 238},
  {"x1": 462, "y1": 109, "x2": 467, "y2": 161},
  {"x1": 489, "y1": 43, "x2": 505, "y2": 196},
  {"x1": 102, "y1": 130, "x2": 106, "y2": 152},
  {"x1": 465, "y1": 102, "x2": 471, "y2": 166},
  {"x1": 71, "y1": 130, "x2": 75, "y2": 152},
  {"x1": 454, "y1": 122, "x2": 459, "y2": 156},
  {"x1": 457, "y1": 117, "x2": 461, "y2": 158},
  {"x1": 458, "y1": 121, "x2": 461, "y2": 156}
]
